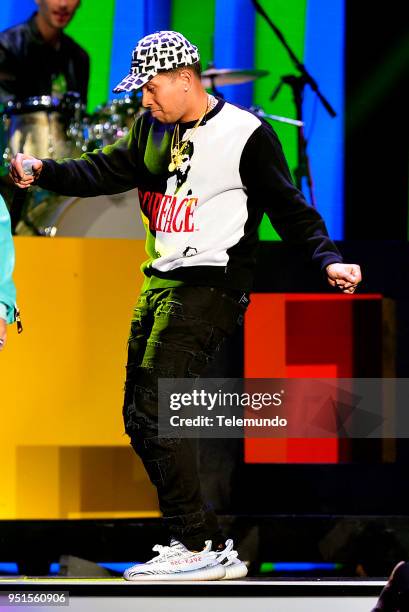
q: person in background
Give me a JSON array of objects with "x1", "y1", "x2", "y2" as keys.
[
  {"x1": 0, "y1": 0, "x2": 89, "y2": 229},
  {"x1": 0, "y1": 0, "x2": 89, "y2": 104},
  {"x1": 0, "y1": 194, "x2": 18, "y2": 350}
]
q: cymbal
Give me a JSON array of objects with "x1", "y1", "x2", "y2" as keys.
[{"x1": 201, "y1": 68, "x2": 269, "y2": 88}]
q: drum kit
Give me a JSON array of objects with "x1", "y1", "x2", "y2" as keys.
[{"x1": 0, "y1": 67, "x2": 302, "y2": 238}]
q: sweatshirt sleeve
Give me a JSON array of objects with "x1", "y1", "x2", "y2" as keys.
[
  {"x1": 36, "y1": 117, "x2": 141, "y2": 197},
  {"x1": 239, "y1": 120, "x2": 343, "y2": 271}
]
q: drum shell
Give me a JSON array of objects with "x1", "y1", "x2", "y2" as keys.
[
  {"x1": 16, "y1": 188, "x2": 146, "y2": 239},
  {"x1": 9, "y1": 111, "x2": 76, "y2": 159}
]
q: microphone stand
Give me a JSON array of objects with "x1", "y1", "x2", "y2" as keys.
[
  {"x1": 204, "y1": 60, "x2": 224, "y2": 98},
  {"x1": 252, "y1": 0, "x2": 337, "y2": 207}
]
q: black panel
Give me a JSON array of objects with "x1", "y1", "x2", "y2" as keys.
[{"x1": 344, "y1": 1, "x2": 409, "y2": 239}]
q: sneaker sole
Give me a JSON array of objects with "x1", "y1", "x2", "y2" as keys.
[
  {"x1": 221, "y1": 562, "x2": 248, "y2": 580},
  {"x1": 124, "y1": 564, "x2": 226, "y2": 581}
]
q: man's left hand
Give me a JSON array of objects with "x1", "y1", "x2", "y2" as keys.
[{"x1": 326, "y1": 263, "x2": 362, "y2": 294}]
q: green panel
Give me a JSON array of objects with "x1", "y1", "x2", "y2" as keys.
[
  {"x1": 65, "y1": 0, "x2": 116, "y2": 113},
  {"x1": 171, "y1": 0, "x2": 216, "y2": 71},
  {"x1": 254, "y1": 0, "x2": 307, "y2": 240}
]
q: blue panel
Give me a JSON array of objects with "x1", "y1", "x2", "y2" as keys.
[
  {"x1": 273, "y1": 562, "x2": 337, "y2": 571},
  {"x1": 303, "y1": 0, "x2": 345, "y2": 238},
  {"x1": 0, "y1": 0, "x2": 36, "y2": 31},
  {"x1": 213, "y1": 0, "x2": 255, "y2": 107},
  {"x1": 99, "y1": 561, "x2": 140, "y2": 572},
  {"x1": 109, "y1": 0, "x2": 146, "y2": 96},
  {"x1": 145, "y1": 0, "x2": 171, "y2": 34},
  {"x1": 48, "y1": 561, "x2": 139, "y2": 574},
  {"x1": 0, "y1": 562, "x2": 18, "y2": 573},
  {"x1": 109, "y1": 0, "x2": 171, "y2": 96}
]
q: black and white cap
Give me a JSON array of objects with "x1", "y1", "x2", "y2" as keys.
[{"x1": 113, "y1": 31, "x2": 200, "y2": 93}]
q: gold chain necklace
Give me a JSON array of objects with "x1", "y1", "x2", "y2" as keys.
[{"x1": 168, "y1": 96, "x2": 211, "y2": 173}]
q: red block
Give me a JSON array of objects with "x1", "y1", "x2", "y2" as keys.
[{"x1": 244, "y1": 293, "x2": 382, "y2": 464}]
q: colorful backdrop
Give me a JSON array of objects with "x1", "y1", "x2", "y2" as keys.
[{"x1": 0, "y1": 0, "x2": 345, "y2": 239}]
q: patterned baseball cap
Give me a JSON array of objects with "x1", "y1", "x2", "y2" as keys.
[{"x1": 113, "y1": 31, "x2": 200, "y2": 93}]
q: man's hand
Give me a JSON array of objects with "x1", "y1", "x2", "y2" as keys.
[
  {"x1": 326, "y1": 263, "x2": 362, "y2": 294},
  {"x1": 0, "y1": 318, "x2": 7, "y2": 351},
  {"x1": 9, "y1": 153, "x2": 43, "y2": 188}
]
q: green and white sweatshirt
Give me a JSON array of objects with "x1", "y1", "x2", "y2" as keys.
[{"x1": 37, "y1": 98, "x2": 342, "y2": 292}]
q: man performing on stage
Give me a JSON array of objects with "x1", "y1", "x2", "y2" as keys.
[{"x1": 10, "y1": 30, "x2": 362, "y2": 580}]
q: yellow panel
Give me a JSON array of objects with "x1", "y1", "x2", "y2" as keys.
[
  {"x1": 0, "y1": 237, "x2": 160, "y2": 519},
  {"x1": 59, "y1": 447, "x2": 82, "y2": 517},
  {"x1": 67, "y1": 511, "x2": 161, "y2": 518},
  {"x1": 16, "y1": 446, "x2": 60, "y2": 518}
]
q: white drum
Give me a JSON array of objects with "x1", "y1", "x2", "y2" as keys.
[{"x1": 16, "y1": 188, "x2": 146, "y2": 239}]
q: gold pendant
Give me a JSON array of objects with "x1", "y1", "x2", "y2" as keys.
[{"x1": 169, "y1": 152, "x2": 184, "y2": 172}]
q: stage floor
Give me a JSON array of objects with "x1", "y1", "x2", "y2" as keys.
[{"x1": 0, "y1": 577, "x2": 384, "y2": 611}]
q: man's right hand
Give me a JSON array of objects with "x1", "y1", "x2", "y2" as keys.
[{"x1": 9, "y1": 153, "x2": 43, "y2": 188}]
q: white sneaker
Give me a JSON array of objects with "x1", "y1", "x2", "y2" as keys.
[
  {"x1": 123, "y1": 539, "x2": 226, "y2": 581},
  {"x1": 214, "y1": 539, "x2": 248, "y2": 580}
]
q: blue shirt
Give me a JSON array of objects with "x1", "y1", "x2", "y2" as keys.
[{"x1": 0, "y1": 194, "x2": 16, "y2": 323}]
